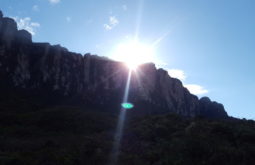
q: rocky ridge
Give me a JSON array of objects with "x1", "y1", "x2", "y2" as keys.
[{"x1": 0, "y1": 11, "x2": 228, "y2": 118}]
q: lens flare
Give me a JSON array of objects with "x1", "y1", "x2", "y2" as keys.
[
  {"x1": 121, "y1": 103, "x2": 134, "y2": 109},
  {"x1": 109, "y1": 70, "x2": 132, "y2": 165}
]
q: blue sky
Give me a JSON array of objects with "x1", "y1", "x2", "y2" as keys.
[{"x1": 1, "y1": 0, "x2": 255, "y2": 119}]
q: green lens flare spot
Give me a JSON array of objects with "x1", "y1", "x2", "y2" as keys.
[{"x1": 121, "y1": 103, "x2": 134, "y2": 109}]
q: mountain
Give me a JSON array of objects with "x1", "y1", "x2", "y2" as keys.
[
  {"x1": 0, "y1": 11, "x2": 227, "y2": 119},
  {"x1": 1, "y1": 11, "x2": 255, "y2": 165}
]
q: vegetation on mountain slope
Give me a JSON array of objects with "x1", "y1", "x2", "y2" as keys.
[{"x1": 0, "y1": 104, "x2": 254, "y2": 165}]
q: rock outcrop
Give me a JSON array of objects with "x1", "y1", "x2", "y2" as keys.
[
  {"x1": 0, "y1": 11, "x2": 228, "y2": 118},
  {"x1": 199, "y1": 97, "x2": 227, "y2": 118}
]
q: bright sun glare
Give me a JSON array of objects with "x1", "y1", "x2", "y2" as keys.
[{"x1": 112, "y1": 40, "x2": 155, "y2": 70}]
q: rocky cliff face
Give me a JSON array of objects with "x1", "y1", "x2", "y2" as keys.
[{"x1": 0, "y1": 11, "x2": 228, "y2": 118}]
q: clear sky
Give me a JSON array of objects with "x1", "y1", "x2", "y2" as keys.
[{"x1": 1, "y1": 0, "x2": 255, "y2": 119}]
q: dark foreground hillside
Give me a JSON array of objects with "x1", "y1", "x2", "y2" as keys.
[
  {"x1": 1, "y1": 103, "x2": 255, "y2": 165},
  {"x1": 121, "y1": 115, "x2": 255, "y2": 165}
]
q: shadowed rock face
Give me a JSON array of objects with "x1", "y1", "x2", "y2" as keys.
[
  {"x1": 199, "y1": 97, "x2": 227, "y2": 118},
  {"x1": 0, "y1": 11, "x2": 228, "y2": 119},
  {"x1": 16, "y1": 30, "x2": 32, "y2": 43}
]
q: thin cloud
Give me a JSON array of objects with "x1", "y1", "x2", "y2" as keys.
[
  {"x1": 110, "y1": 16, "x2": 119, "y2": 26},
  {"x1": 13, "y1": 17, "x2": 40, "y2": 35},
  {"x1": 104, "y1": 16, "x2": 119, "y2": 30},
  {"x1": 167, "y1": 69, "x2": 186, "y2": 81},
  {"x1": 167, "y1": 69, "x2": 208, "y2": 95},
  {"x1": 103, "y1": 24, "x2": 112, "y2": 30},
  {"x1": 184, "y1": 84, "x2": 208, "y2": 95},
  {"x1": 32, "y1": 5, "x2": 39, "y2": 11},
  {"x1": 48, "y1": 0, "x2": 60, "y2": 4}
]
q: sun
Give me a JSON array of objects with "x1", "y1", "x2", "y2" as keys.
[{"x1": 111, "y1": 40, "x2": 155, "y2": 70}]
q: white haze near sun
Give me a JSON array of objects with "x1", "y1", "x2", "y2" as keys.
[
  {"x1": 109, "y1": 39, "x2": 208, "y2": 96},
  {"x1": 110, "y1": 40, "x2": 156, "y2": 70}
]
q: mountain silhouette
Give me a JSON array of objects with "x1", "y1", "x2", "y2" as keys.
[
  {"x1": 0, "y1": 11, "x2": 227, "y2": 119},
  {"x1": 1, "y1": 11, "x2": 255, "y2": 165}
]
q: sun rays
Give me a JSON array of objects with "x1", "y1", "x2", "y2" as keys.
[{"x1": 111, "y1": 40, "x2": 156, "y2": 70}]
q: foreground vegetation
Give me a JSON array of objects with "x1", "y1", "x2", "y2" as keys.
[
  {"x1": 121, "y1": 115, "x2": 255, "y2": 165},
  {"x1": 0, "y1": 105, "x2": 255, "y2": 165}
]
